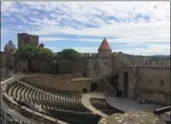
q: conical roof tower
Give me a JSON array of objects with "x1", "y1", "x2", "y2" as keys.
[
  {"x1": 98, "y1": 38, "x2": 112, "y2": 57},
  {"x1": 98, "y1": 38, "x2": 112, "y2": 52}
]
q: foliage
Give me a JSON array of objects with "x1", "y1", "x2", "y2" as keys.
[
  {"x1": 15, "y1": 45, "x2": 80, "y2": 61},
  {"x1": 38, "y1": 48, "x2": 54, "y2": 60},
  {"x1": 15, "y1": 44, "x2": 39, "y2": 60},
  {"x1": 54, "y1": 52, "x2": 62, "y2": 60},
  {"x1": 15, "y1": 44, "x2": 54, "y2": 60},
  {"x1": 59, "y1": 49, "x2": 80, "y2": 60}
]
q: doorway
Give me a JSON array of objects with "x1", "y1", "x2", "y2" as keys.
[
  {"x1": 111, "y1": 75, "x2": 119, "y2": 88},
  {"x1": 90, "y1": 83, "x2": 98, "y2": 92},
  {"x1": 9, "y1": 65, "x2": 12, "y2": 69},
  {"x1": 124, "y1": 72, "x2": 128, "y2": 97},
  {"x1": 82, "y1": 88, "x2": 88, "y2": 93},
  {"x1": 111, "y1": 75, "x2": 122, "y2": 97}
]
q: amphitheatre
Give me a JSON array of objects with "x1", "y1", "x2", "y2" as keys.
[{"x1": 0, "y1": 33, "x2": 170, "y2": 124}]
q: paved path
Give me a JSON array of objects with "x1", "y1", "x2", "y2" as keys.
[
  {"x1": 106, "y1": 97, "x2": 163, "y2": 112},
  {"x1": 81, "y1": 92, "x2": 107, "y2": 117}
]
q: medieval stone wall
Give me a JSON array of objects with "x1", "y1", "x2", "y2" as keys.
[
  {"x1": 23, "y1": 74, "x2": 91, "y2": 92},
  {"x1": 86, "y1": 57, "x2": 113, "y2": 78},
  {"x1": 57, "y1": 58, "x2": 87, "y2": 76},
  {"x1": 1, "y1": 52, "x2": 8, "y2": 68},
  {"x1": 16, "y1": 60, "x2": 28, "y2": 72},
  {"x1": 71, "y1": 78, "x2": 100, "y2": 92},
  {"x1": 136, "y1": 67, "x2": 170, "y2": 105},
  {"x1": 0, "y1": 52, "x2": 16, "y2": 70},
  {"x1": 112, "y1": 52, "x2": 170, "y2": 67}
]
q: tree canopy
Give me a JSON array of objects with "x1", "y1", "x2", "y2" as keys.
[
  {"x1": 54, "y1": 49, "x2": 80, "y2": 60},
  {"x1": 15, "y1": 44, "x2": 54, "y2": 60},
  {"x1": 38, "y1": 48, "x2": 54, "y2": 60},
  {"x1": 15, "y1": 45, "x2": 80, "y2": 61}
]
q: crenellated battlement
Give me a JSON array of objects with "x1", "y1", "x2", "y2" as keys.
[
  {"x1": 80, "y1": 53, "x2": 91, "y2": 57},
  {"x1": 79, "y1": 52, "x2": 170, "y2": 67},
  {"x1": 80, "y1": 53, "x2": 98, "y2": 57},
  {"x1": 112, "y1": 52, "x2": 170, "y2": 67}
]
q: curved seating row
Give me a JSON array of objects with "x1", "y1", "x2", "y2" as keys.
[
  {"x1": 6, "y1": 79, "x2": 101, "y2": 124},
  {"x1": 90, "y1": 98, "x2": 124, "y2": 115}
]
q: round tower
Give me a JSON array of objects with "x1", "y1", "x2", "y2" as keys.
[{"x1": 98, "y1": 38, "x2": 112, "y2": 57}]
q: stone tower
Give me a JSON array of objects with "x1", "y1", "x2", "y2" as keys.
[
  {"x1": 98, "y1": 38, "x2": 112, "y2": 57},
  {"x1": 17, "y1": 33, "x2": 39, "y2": 48},
  {"x1": 3, "y1": 40, "x2": 17, "y2": 69},
  {"x1": 4, "y1": 40, "x2": 17, "y2": 54},
  {"x1": 85, "y1": 38, "x2": 113, "y2": 77}
]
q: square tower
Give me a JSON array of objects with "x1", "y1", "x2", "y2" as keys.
[{"x1": 17, "y1": 33, "x2": 39, "y2": 48}]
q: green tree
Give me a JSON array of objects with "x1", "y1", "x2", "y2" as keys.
[
  {"x1": 39, "y1": 48, "x2": 54, "y2": 60},
  {"x1": 15, "y1": 44, "x2": 40, "y2": 71},
  {"x1": 36, "y1": 48, "x2": 54, "y2": 73},
  {"x1": 54, "y1": 52, "x2": 62, "y2": 60},
  {"x1": 60, "y1": 49, "x2": 80, "y2": 60},
  {"x1": 15, "y1": 44, "x2": 54, "y2": 72}
]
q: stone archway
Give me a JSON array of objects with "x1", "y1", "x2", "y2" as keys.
[{"x1": 90, "y1": 82, "x2": 98, "y2": 92}]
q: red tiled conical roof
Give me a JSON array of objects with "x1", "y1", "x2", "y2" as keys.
[{"x1": 98, "y1": 38, "x2": 112, "y2": 52}]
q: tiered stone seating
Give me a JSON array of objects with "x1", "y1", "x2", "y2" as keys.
[
  {"x1": 90, "y1": 98, "x2": 124, "y2": 115},
  {"x1": 6, "y1": 80, "x2": 101, "y2": 124}
]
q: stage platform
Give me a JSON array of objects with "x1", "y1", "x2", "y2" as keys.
[
  {"x1": 87, "y1": 92, "x2": 163, "y2": 113},
  {"x1": 106, "y1": 97, "x2": 163, "y2": 112}
]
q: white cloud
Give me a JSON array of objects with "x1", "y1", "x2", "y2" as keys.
[
  {"x1": 71, "y1": 47, "x2": 99, "y2": 53},
  {"x1": 34, "y1": 20, "x2": 169, "y2": 43},
  {"x1": 1, "y1": 2, "x2": 14, "y2": 12},
  {"x1": 70, "y1": 44, "x2": 169, "y2": 55},
  {"x1": 115, "y1": 44, "x2": 170, "y2": 55},
  {"x1": 1, "y1": 1, "x2": 170, "y2": 55},
  {"x1": 40, "y1": 37, "x2": 68, "y2": 42},
  {"x1": 47, "y1": 43, "x2": 169, "y2": 55}
]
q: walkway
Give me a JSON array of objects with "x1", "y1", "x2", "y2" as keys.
[
  {"x1": 81, "y1": 92, "x2": 107, "y2": 117},
  {"x1": 106, "y1": 97, "x2": 163, "y2": 112}
]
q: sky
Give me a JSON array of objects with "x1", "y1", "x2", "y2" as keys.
[{"x1": 1, "y1": 1, "x2": 170, "y2": 55}]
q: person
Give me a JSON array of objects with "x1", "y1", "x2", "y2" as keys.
[{"x1": 116, "y1": 85, "x2": 119, "y2": 97}]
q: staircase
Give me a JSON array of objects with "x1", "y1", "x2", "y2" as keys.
[
  {"x1": 102, "y1": 77, "x2": 115, "y2": 91},
  {"x1": 101, "y1": 68, "x2": 122, "y2": 97},
  {"x1": 101, "y1": 75, "x2": 116, "y2": 97}
]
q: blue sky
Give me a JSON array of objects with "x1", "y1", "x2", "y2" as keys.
[{"x1": 1, "y1": 1, "x2": 170, "y2": 55}]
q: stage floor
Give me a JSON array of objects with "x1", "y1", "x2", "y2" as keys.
[
  {"x1": 106, "y1": 97, "x2": 163, "y2": 112},
  {"x1": 87, "y1": 92, "x2": 163, "y2": 112}
]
